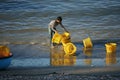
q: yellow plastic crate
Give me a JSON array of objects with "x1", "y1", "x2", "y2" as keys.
[
  {"x1": 64, "y1": 43, "x2": 77, "y2": 55},
  {"x1": 105, "y1": 43, "x2": 117, "y2": 53},
  {"x1": 52, "y1": 32, "x2": 62, "y2": 44},
  {"x1": 61, "y1": 32, "x2": 71, "y2": 46},
  {"x1": 83, "y1": 37, "x2": 93, "y2": 48},
  {"x1": 0, "y1": 46, "x2": 10, "y2": 58}
]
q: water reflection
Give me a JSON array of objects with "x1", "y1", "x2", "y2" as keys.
[
  {"x1": 83, "y1": 48, "x2": 93, "y2": 65},
  {"x1": 50, "y1": 47, "x2": 76, "y2": 66},
  {"x1": 106, "y1": 52, "x2": 116, "y2": 65},
  {"x1": 50, "y1": 45, "x2": 118, "y2": 67}
]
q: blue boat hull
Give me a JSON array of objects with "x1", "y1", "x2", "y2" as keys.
[{"x1": 0, "y1": 55, "x2": 12, "y2": 70}]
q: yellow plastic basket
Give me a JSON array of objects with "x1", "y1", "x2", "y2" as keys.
[
  {"x1": 63, "y1": 32, "x2": 70, "y2": 37},
  {"x1": 0, "y1": 46, "x2": 10, "y2": 58},
  {"x1": 105, "y1": 43, "x2": 117, "y2": 53},
  {"x1": 61, "y1": 32, "x2": 71, "y2": 46},
  {"x1": 83, "y1": 37, "x2": 93, "y2": 48},
  {"x1": 52, "y1": 32, "x2": 62, "y2": 44},
  {"x1": 64, "y1": 43, "x2": 77, "y2": 55}
]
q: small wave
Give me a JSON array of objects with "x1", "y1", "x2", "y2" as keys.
[
  {"x1": 0, "y1": 41, "x2": 10, "y2": 45},
  {"x1": 0, "y1": 38, "x2": 120, "y2": 46},
  {"x1": 0, "y1": 41, "x2": 49, "y2": 47},
  {"x1": 2, "y1": 28, "x2": 47, "y2": 34}
]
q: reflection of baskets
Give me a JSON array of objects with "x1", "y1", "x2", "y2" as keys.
[
  {"x1": 105, "y1": 43, "x2": 117, "y2": 53},
  {"x1": 51, "y1": 49, "x2": 64, "y2": 66},
  {"x1": 83, "y1": 37, "x2": 93, "y2": 48},
  {"x1": 64, "y1": 43, "x2": 77, "y2": 55},
  {"x1": 64, "y1": 55, "x2": 76, "y2": 66},
  {"x1": 84, "y1": 59, "x2": 92, "y2": 65},
  {"x1": 106, "y1": 52, "x2": 116, "y2": 65},
  {"x1": 52, "y1": 32, "x2": 62, "y2": 44},
  {"x1": 83, "y1": 47, "x2": 92, "y2": 56}
]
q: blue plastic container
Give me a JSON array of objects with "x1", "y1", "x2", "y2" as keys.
[{"x1": 0, "y1": 55, "x2": 12, "y2": 70}]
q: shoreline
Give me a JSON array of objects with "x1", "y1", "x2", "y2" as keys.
[
  {"x1": 6, "y1": 66, "x2": 120, "y2": 75},
  {"x1": 0, "y1": 66, "x2": 120, "y2": 80}
]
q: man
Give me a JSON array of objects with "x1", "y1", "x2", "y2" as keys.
[{"x1": 48, "y1": 16, "x2": 68, "y2": 47}]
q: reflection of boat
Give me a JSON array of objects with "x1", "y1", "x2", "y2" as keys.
[
  {"x1": 0, "y1": 46, "x2": 13, "y2": 70},
  {"x1": 0, "y1": 54, "x2": 13, "y2": 70},
  {"x1": 50, "y1": 48, "x2": 76, "y2": 66},
  {"x1": 106, "y1": 52, "x2": 116, "y2": 65},
  {"x1": 83, "y1": 47, "x2": 92, "y2": 65}
]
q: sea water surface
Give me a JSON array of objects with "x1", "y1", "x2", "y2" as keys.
[{"x1": 0, "y1": 0, "x2": 120, "y2": 68}]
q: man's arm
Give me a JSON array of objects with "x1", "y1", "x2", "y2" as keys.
[{"x1": 60, "y1": 23, "x2": 68, "y2": 32}]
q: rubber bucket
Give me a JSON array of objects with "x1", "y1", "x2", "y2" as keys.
[
  {"x1": 64, "y1": 43, "x2": 77, "y2": 55},
  {"x1": 105, "y1": 43, "x2": 117, "y2": 53},
  {"x1": 83, "y1": 37, "x2": 93, "y2": 48},
  {"x1": 52, "y1": 32, "x2": 62, "y2": 44}
]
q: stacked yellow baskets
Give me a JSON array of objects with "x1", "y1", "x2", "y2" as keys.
[{"x1": 52, "y1": 32, "x2": 77, "y2": 55}]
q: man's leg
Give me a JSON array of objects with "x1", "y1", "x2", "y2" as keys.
[{"x1": 49, "y1": 29, "x2": 55, "y2": 47}]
